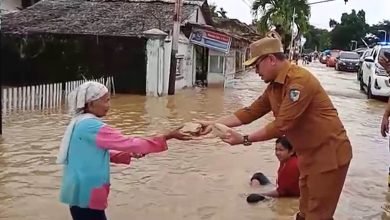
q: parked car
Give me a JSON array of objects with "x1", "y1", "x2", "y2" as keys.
[
  {"x1": 326, "y1": 50, "x2": 340, "y2": 67},
  {"x1": 357, "y1": 48, "x2": 372, "y2": 81},
  {"x1": 360, "y1": 44, "x2": 390, "y2": 98},
  {"x1": 335, "y1": 51, "x2": 360, "y2": 72},
  {"x1": 319, "y1": 53, "x2": 327, "y2": 64}
]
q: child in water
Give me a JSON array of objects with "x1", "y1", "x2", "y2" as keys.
[
  {"x1": 248, "y1": 136, "x2": 300, "y2": 201},
  {"x1": 57, "y1": 81, "x2": 190, "y2": 220}
]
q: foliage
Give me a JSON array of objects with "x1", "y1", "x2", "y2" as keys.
[
  {"x1": 251, "y1": 0, "x2": 310, "y2": 51},
  {"x1": 303, "y1": 25, "x2": 331, "y2": 51},
  {"x1": 209, "y1": 3, "x2": 228, "y2": 18},
  {"x1": 329, "y1": 9, "x2": 370, "y2": 50},
  {"x1": 303, "y1": 8, "x2": 389, "y2": 51}
]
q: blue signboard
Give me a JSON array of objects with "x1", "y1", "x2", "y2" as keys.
[{"x1": 189, "y1": 28, "x2": 232, "y2": 53}]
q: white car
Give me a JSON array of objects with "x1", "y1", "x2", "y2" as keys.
[{"x1": 360, "y1": 43, "x2": 390, "y2": 98}]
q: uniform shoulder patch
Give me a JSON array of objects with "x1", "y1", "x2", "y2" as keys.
[{"x1": 289, "y1": 89, "x2": 301, "y2": 102}]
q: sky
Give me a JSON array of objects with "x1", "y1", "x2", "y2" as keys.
[{"x1": 209, "y1": 0, "x2": 390, "y2": 30}]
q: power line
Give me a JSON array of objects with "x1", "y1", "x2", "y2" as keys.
[
  {"x1": 308, "y1": 0, "x2": 337, "y2": 5},
  {"x1": 239, "y1": 0, "x2": 252, "y2": 9}
]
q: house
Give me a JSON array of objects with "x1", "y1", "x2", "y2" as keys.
[
  {"x1": 181, "y1": 22, "x2": 251, "y2": 87},
  {"x1": 211, "y1": 17, "x2": 261, "y2": 75},
  {"x1": 1, "y1": 0, "x2": 251, "y2": 96}
]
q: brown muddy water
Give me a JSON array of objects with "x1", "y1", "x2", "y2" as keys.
[{"x1": 0, "y1": 62, "x2": 389, "y2": 220}]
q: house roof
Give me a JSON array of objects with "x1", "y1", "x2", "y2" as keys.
[
  {"x1": 212, "y1": 17, "x2": 257, "y2": 35},
  {"x1": 184, "y1": 22, "x2": 251, "y2": 43},
  {"x1": 212, "y1": 17, "x2": 262, "y2": 42},
  {"x1": 1, "y1": 0, "x2": 207, "y2": 37}
]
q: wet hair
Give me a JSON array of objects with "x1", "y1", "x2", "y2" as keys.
[
  {"x1": 250, "y1": 172, "x2": 271, "y2": 185},
  {"x1": 276, "y1": 136, "x2": 293, "y2": 152}
]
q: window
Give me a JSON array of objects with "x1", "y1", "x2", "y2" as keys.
[
  {"x1": 175, "y1": 56, "x2": 184, "y2": 79},
  {"x1": 209, "y1": 55, "x2": 224, "y2": 74},
  {"x1": 379, "y1": 48, "x2": 390, "y2": 59},
  {"x1": 340, "y1": 52, "x2": 359, "y2": 59}
]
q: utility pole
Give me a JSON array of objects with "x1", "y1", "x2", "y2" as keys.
[
  {"x1": 289, "y1": 7, "x2": 296, "y2": 61},
  {"x1": 168, "y1": 0, "x2": 183, "y2": 95},
  {"x1": 287, "y1": 0, "x2": 349, "y2": 60}
]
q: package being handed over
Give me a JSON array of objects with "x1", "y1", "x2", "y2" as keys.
[
  {"x1": 211, "y1": 123, "x2": 232, "y2": 139},
  {"x1": 180, "y1": 122, "x2": 203, "y2": 136}
]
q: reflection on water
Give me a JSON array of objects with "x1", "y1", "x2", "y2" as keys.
[{"x1": 0, "y1": 62, "x2": 389, "y2": 220}]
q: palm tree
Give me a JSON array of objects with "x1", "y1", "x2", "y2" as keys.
[
  {"x1": 252, "y1": 0, "x2": 310, "y2": 50},
  {"x1": 329, "y1": 19, "x2": 338, "y2": 28},
  {"x1": 217, "y1": 7, "x2": 228, "y2": 18}
]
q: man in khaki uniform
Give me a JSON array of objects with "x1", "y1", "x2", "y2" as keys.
[
  {"x1": 380, "y1": 53, "x2": 390, "y2": 137},
  {"x1": 199, "y1": 37, "x2": 352, "y2": 220}
]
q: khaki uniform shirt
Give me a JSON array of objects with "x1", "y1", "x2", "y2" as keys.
[{"x1": 235, "y1": 63, "x2": 352, "y2": 175}]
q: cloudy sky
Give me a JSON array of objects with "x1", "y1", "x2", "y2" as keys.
[{"x1": 209, "y1": 0, "x2": 390, "y2": 30}]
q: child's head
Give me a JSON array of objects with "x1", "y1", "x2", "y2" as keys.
[
  {"x1": 69, "y1": 81, "x2": 110, "y2": 117},
  {"x1": 275, "y1": 136, "x2": 295, "y2": 162}
]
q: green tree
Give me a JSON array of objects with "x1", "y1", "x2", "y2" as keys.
[
  {"x1": 303, "y1": 25, "x2": 331, "y2": 51},
  {"x1": 329, "y1": 9, "x2": 369, "y2": 50},
  {"x1": 209, "y1": 4, "x2": 228, "y2": 19},
  {"x1": 370, "y1": 20, "x2": 390, "y2": 42},
  {"x1": 251, "y1": 0, "x2": 310, "y2": 50},
  {"x1": 329, "y1": 19, "x2": 338, "y2": 28},
  {"x1": 217, "y1": 7, "x2": 227, "y2": 18}
]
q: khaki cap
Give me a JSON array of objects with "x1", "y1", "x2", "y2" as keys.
[{"x1": 243, "y1": 37, "x2": 284, "y2": 66}]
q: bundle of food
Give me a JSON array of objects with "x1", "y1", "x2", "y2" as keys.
[{"x1": 179, "y1": 122, "x2": 203, "y2": 136}]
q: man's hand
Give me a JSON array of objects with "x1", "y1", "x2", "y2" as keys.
[
  {"x1": 381, "y1": 115, "x2": 389, "y2": 137},
  {"x1": 221, "y1": 129, "x2": 244, "y2": 145},
  {"x1": 379, "y1": 54, "x2": 390, "y2": 73}
]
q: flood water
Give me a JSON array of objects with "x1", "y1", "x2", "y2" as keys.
[{"x1": 0, "y1": 62, "x2": 389, "y2": 220}]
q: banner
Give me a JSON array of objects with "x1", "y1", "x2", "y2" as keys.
[{"x1": 189, "y1": 28, "x2": 232, "y2": 53}]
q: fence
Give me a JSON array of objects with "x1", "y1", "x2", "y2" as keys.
[{"x1": 2, "y1": 76, "x2": 115, "y2": 115}]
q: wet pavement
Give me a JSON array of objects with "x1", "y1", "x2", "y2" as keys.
[{"x1": 0, "y1": 61, "x2": 389, "y2": 220}]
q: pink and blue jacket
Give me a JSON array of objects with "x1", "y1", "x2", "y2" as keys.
[{"x1": 59, "y1": 117, "x2": 167, "y2": 210}]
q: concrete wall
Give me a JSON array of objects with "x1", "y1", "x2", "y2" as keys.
[
  {"x1": 224, "y1": 50, "x2": 236, "y2": 88},
  {"x1": 146, "y1": 37, "x2": 171, "y2": 96},
  {"x1": 175, "y1": 33, "x2": 194, "y2": 90}
]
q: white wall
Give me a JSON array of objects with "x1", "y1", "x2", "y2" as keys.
[
  {"x1": 146, "y1": 37, "x2": 171, "y2": 96},
  {"x1": 224, "y1": 49, "x2": 236, "y2": 88},
  {"x1": 1, "y1": 0, "x2": 22, "y2": 12},
  {"x1": 175, "y1": 32, "x2": 194, "y2": 90}
]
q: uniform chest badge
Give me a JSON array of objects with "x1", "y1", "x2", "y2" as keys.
[{"x1": 289, "y1": 89, "x2": 300, "y2": 102}]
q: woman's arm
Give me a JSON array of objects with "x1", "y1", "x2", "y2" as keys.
[
  {"x1": 96, "y1": 125, "x2": 168, "y2": 154},
  {"x1": 109, "y1": 150, "x2": 132, "y2": 164}
]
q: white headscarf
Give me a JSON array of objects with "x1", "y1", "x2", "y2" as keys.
[{"x1": 56, "y1": 81, "x2": 109, "y2": 164}]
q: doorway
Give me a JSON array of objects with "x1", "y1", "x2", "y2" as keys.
[{"x1": 194, "y1": 45, "x2": 209, "y2": 87}]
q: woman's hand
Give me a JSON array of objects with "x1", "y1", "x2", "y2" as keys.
[
  {"x1": 130, "y1": 153, "x2": 146, "y2": 159},
  {"x1": 164, "y1": 127, "x2": 193, "y2": 141},
  {"x1": 196, "y1": 120, "x2": 214, "y2": 135}
]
